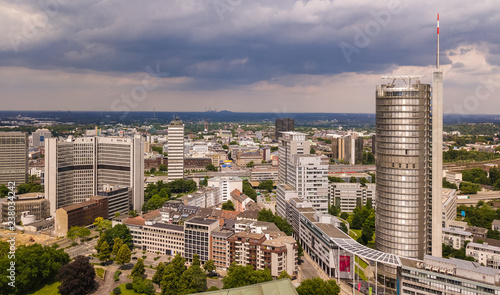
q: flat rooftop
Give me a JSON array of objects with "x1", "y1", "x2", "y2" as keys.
[
  {"x1": 145, "y1": 222, "x2": 184, "y2": 231},
  {"x1": 186, "y1": 217, "x2": 219, "y2": 225}
]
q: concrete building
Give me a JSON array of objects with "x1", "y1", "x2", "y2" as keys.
[
  {"x1": 167, "y1": 118, "x2": 184, "y2": 181},
  {"x1": 344, "y1": 134, "x2": 363, "y2": 165},
  {"x1": 0, "y1": 131, "x2": 28, "y2": 185},
  {"x1": 331, "y1": 137, "x2": 345, "y2": 161},
  {"x1": 492, "y1": 220, "x2": 500, "y2": 231},
  {"x1": 329, "y1": 182, "x2": 375, "y2": 213},
  {"x1": 207, "y1": 176, "x2": 243, "y2": 203},
  {"x1": 97, "y1": 184, "x2": 132, "y2": 219},
  {"x1": 400, "y1": 255, "x2": 500, "y2": 294},
  {"x1": 467, "y1": 242, "x2": 500, "y2": 269},
  {"x1": 442, "y1": 188, "x2": 458, "y2": 228},
  {"x1": 55, "y1": 196, "x2": 108, "y2": 237},
  {"x1": 184, "y1": 217, "x2": 219, "y2": 263},
  {"x1": 0, "y1": 193, "x2": 49, "y2": 223},
  {"x1": 445, "y1": 170, "x2": 462, "y2": 185},
  {"x1": 251, "y1": 167, "x2": 279, "y2": 182},
  {"x1": 45, "y1": 136, "x2": 144, "y2": 216},
  {"x1": 442, "y1": 227, "x2": 473, "y2": 250},
  {"x1": 375, "y1": 77, "x2": 440, "y2": 260},
  {"x1": 31, "y1": 129, "x2": 52, "y2": 148},
  {"x1": 235, "y1": 151, "x2": 262, "y2": 167},
  {"x1": 142, "y1": 223, "x2": 184, "y2": 255},
  {"x1": 275, "y1": 118, "x2": 295, "y2": 140}
]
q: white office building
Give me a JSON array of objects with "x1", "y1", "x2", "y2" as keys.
[
  {"x1": 45, "y1": 136, "x2": 144, "y2": 215},
  {"x1": 167, "y1": 118, "x2": 184, "y2": 181},
  {"x1": 207, "y1": 176, "x2": 243, "y2": 203},
  {"x1": 329, "y1": 182, "x2": 375, "y2": 213}
]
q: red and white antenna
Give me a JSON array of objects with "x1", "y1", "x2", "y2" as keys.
[{"x1": 436, "y1": 13, "x2": 440, "y2": 69}]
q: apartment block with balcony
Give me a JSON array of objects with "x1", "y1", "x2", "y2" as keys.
[
  {"x1": 467, "y1": 242, "x2": 500, "y2": 269},
  {"x1": 442, "y1": 227, "x2": 473, "y2": 250},
  {"x1": 210, "y1": 229, "x2": 234, "y2": 270}
]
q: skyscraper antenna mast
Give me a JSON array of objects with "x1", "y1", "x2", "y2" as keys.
[{"x1": 437, "y1": 13, "x2": 440, "y2": 69}]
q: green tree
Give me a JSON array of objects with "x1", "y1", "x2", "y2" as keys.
[
  {"x1": 229, "y1": 141, "x2": 238, "y2": 145},
  {"x1": 112, "y1": 238, "x2": 124, "y2": 255},
  {"x1": 366, "y1": 198, "x2": 373, "y2": 210},
  {"x1": 258, "y1": 180, "x2": 274, "y2": 192},
  {"x1": 161, "y1": 254, "x2": 186, "y2": 295},
  {"x1": 159, "y1": 164, "x2": 167, "y2": 172},
  {"x1": 114, "y1": 212, "x2": 121, "y2": 218},
  {"x1": 99, "y1": 241, "x2": 111, "y2": 261},
  {"x1": 103, "y1": 224, "x2": 133, "y2": 249},
  {"x1": 310, "y1": 147, "x2": 316, "y2": 154},
  {"x1": 192, "y1": 254, "x2": 201, "y2": 267},
  {"x1": 93, "y1": 217, "x2": 112, "y2": 232},
  {"x1": 222, "y1": 200, "x2": 235, "y2": 211},
  {"x1": 297, "y1": 240, "x2": 304, "y2": 258},
  {"x1": 153, "y1": 262, "x2": 166, "y2": 287},
  {"x1": 296, "y1": 278, "x2": 340, "y2": 295},
  {"x1": 206, "y1": 164, "x2": 218, "y2": 172},
  {"x1": 57, "y1": 255, "x2": 97, "y2": 295},
  {"x1": 359, "y1": 177, "x2": 369, "y2": 187},
  {"x1": 203, "y1": 260, "x2": 216, "y2": 273},
  {"x1": 207, "y1": 286, "x2": 220, "y2": 291},
  {"x1": 222, "y1": 264, "x2": 272, "y2": 289},
  {"x1": 115, "y1": 244, "x2": 131, "y2": 265},
  {"x1": 243, "y1": 180, "x2": 257, "y2": 201},
  {"x1": 459, "y1": 182, "x2": 481, "y2": 194},
  {"x1": 0, "y1": 242, "x2": 70, "y2": 294},
  {"x1": 278, "y1": 271, "x2": 291, "y2": 279},
  {"x1": 222, "y1": 144, "x2": 229, "y2": 149},
  {"x1": 133, "y1": 277, "x2": 156, "y2": 295},
  {"x1": 131, "y1": 258, "x2": 145, "y2": 280},
  {"x1": 443, "y1": 178, "x2": 458, "y2": 189},
  {"x1": 150, "y1": 168, "x2": 157, "y2": 174},
  {"x1": 494, "y1": 179, "x2": 500, "y2": 191},
  {"x1": 487, "y1": 229, "x2": 500, "y2": 240},
  {"x1": 179, "y1": 257, "x2": 207, "y2": 294},
  {"x1": 129, "y1": 210, "x2": 138, "y2": 217},
  {"x1": 199, "y1": 177, "x2": 208, "y2": 187},
  {"x1": 0, "y1": 184, "x2": 10, "y2": 197},
  {"x1": 340, "y1": 212, "x2": 349, "y2": 220},
  {"x1": 246, "y1": 161, "x2": 255, "y2": 168},
  {"x1": 67, "y1": 226, "x2": 80, "y2": 243},
  {"x1": 490, "y1": 167, "x2": 500, "y2": 184},
  {"x1": 349, "y1": 176, "x2": 357, "y2": 183}
]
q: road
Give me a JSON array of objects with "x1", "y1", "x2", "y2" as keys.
[{"x1": 65, "y1": 239, "x2": 98, "y2": 258}]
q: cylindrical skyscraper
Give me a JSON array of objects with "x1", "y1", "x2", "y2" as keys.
[{"x1": 375, "y1": 78, "x2": 432, "y2": 260}]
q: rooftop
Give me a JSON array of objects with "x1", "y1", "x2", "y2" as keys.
[
  {"x1": 145, "y1": 222, "x2": 183, "y2": 231},
  {"x1": 186, "y1": 217, "x2": 219, "y2": 226},
  {"x1": 194, "y1": 278, "x2": 298, "y2": 295}
]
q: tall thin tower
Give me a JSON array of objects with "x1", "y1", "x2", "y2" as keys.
[
  {"x1": 431, "y1": 13, "x2": 443, "y2": 257},
  {"x1": 167, "y1": 117, "x2": 185, "y2": 181}
]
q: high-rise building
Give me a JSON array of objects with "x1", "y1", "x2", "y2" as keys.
[
  {"x1": 275, "y1": 118, "x2": 295, "y2": 140},
  {"x1": 344, "y1": 134, "x2": 363, "y2": 165},
  {"x1": 167, "y1": 118, "x2": 184, "y2": 181},
  {"x1": 277, "y1": 132, "x2": 329, "y2": 219},
  {"x1": 375, "y1": 77, "x2": 433, "y2": 260},
  {"x1": 0, "y1": 132, "x2": 28, "y2": 185},
  {"x1": 45, "y1": 136, "x2": 144, "y2": 216},
  {"x1": 331, "y1": 137, "x2": 344, "y2": 160}
]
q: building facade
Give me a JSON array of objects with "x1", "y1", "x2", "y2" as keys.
[
  {"x1": 184, "y1": 217, "x2": 219, "y2": 263},
  {"x1": 329, "y1": 182, "x2": 375, "y2": 213},
  {"x1": 0, "y1": 193, "x2": 49, "y2": 223},
  {"x1": 142, "y1": 223, "x2": 184, "y2": 255},
  {"x1": 275, "y1": 118, "x2": 295, "y2": 140},
  {"x1": 0, "y1": 132, "x2": 28, "y2": 185},
  {"x1": 375, "y1": 79, "x2": 435, "y2": 260},
  {"x1": 55, "y1": 196, "x2": 108, "y2": 237},
  {"x1": 167, "y1": 118, "x2": 184, "y2": 181},
  {"x1": 207, "y1": 176, "x2": 243, "y2": 203},
  {"x1": 45, "y1": 136, "x2": 144, "y2": 216},
  {"x1": 97, "y1": 184, "x2": 132, "y2": 219}
]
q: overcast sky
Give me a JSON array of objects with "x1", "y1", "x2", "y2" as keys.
[{"x1": 1, "y1": 0, "x2": 499, "y2": 114}]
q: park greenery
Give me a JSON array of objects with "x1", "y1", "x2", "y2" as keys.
[
  {"x1": 0, "y1": 242, "x2": 70, "y2": 294},
  {"x1": 258, "y1": 180, "x2": 274, "y2": 192},
  {"x1": 222, "y1": 200, "x2": 235, "y2": 211},
  {"x1": 96, "y1": 224, "x2": 133, "y2": 254},
  {"x1": 442, "y1": 178, "x2": 458, "y2": 189},
  {"x1": 443, "y1": 149, "x2": 500, "y2": 163},
  {"x1": 143, "y1": 179, "x2": 198, "y2": 212},
  {"x1": 160, "y1": 253, "x2": 207, "y2": 295},
  {"x1": 67, "y1": 226, "x2": 91, "y2": 243},
  {"x1": 460, "y1": 167, "x2": 500, "y2": 190},
  {"x1": 442, "y1": 242, "x2": 475, "y2": 262},
  {"x1": 457, "y1": 201, "x2": 500, "y2": 229},
  {"x1": 243, "y1": 180, "x2": 257, "y2": 201}
]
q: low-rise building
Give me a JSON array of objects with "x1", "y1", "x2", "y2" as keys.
[
  {"x1": 178, "y1": 188, "x2": 220, "y2": 208},
  {"x1": 230, "y1": 189, "x2": 253, "y2": 213},
  {"x1": 142, "y1": 223, "x2": 184, "y2": 256},
  {"x1": 124, "y1": 216, "x2": 146, "y2": 247},
  {"x1": 55, "y1": 196, "x2": 108, "y2": 237},
  {"x1": 467, "y1": 226, "x2": 488, "y2": 239},
  {"x1": 492, "y1": 220, "x2": 500, "y2": 231},
  {"x1": 210, "y1": 229, "x2": 234, "y2": 270},
  {"x1": 0, "y1": 193, "x2": 49, "y2": 223},
  {"x1": 251, "y1": 167, "x2": 279, "y2": 182},
  {"x1": 442, "y1": 227, "x2": 473, "y2": 250},
  {"x1": 328, "y1": 182, "x2": 375, "y2": 212},
  {"x1": 467, "y1": 242, "x2": 500, "y2": 269}
]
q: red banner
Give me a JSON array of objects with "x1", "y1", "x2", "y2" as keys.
[{"x1": 339, "y1": 255, "x2": 350, "y2": 272}]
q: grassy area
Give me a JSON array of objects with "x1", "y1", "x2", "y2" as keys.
[
  {"x1": 28, "y1": 281, "x2": 61, "y2": 295},
  {"x1": 110, "y1": 284, "x2": 139, "y2": 295},
  {"x1": 355, "y1": 265, "x2": 368, "y2": 281},
  {"x1": 95, "y1": 267, "x2": 105, "y2": 279},
  {"x1": 349, "y1": 229, "x2": 361, "y2": 239},
  {"x1": 358, "y1": 257, "x2": 369, "y2": 269}
]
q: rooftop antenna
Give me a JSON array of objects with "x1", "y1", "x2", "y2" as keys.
[{"x1": 437, "y1": 13, "x2": 440, "y2": 69}]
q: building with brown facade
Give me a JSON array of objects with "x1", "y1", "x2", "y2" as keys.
[{"x1": 55, "y1": 196, "x2": 108, "y2": 237}]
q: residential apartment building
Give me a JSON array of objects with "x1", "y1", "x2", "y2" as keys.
[
  {"x1": 207, "y1": 176, "x2": 243, "y2": 203},
  {"x1": 184, "y1": 217, "x2": 219, "y2": 263},
  {"x1": 211, "y1": 229, "x2": 234, "y2": 270},
  {"x1": 142, "y1": 223, "x2": 184, "y2": 255},
  {"x1": 467, "y1": 242, "x2": 500, "y2": 269},
  {"x1": 45, "y1": 136, "x2": 144, "y2": 216},
  {"x1": 328, "y1": 182, "x2": 375, "y2": 212},
  {"x1": 0, "y1": 131, "x2": 28, "y2": 185},
  {"x1": 55, "y1": 196, "x2": 108, "y2": 237},
  {"x1": 442, "y1": 227, "x2": 473, "y2": 250},
  {"x1": 167, "y1": 118, "x2": 184, "y2": 181}
]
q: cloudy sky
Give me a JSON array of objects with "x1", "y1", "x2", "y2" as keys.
[{"x1": 1, "y1": 0, "x2": 499, "y2": 114}]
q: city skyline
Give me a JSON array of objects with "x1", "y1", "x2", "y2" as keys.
[{"x1": 1, "y1": 1, "x2": 499, "y2": 114}]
